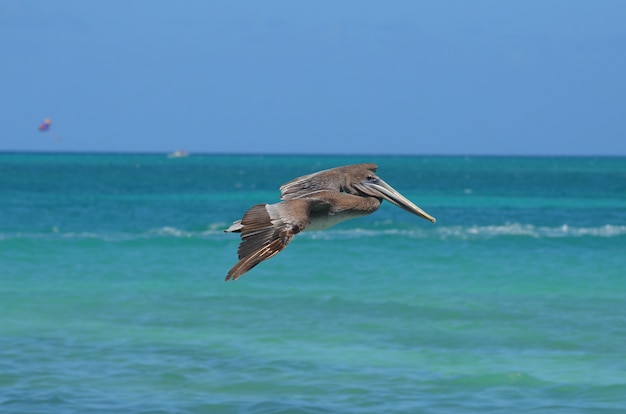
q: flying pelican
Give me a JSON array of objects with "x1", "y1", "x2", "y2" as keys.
[{"x1": 224, "y1": 163, "x2": 436, "y2": 281}]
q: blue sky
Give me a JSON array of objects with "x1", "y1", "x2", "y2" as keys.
[{"x1": 2, "y1": 1, "x2": 625, "y2": 155}]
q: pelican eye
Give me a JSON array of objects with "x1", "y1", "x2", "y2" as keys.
[{"x1": 366, "y1": 175, "x2": 379, "y2": 183}]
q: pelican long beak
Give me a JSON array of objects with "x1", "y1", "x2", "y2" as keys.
[{"x1": 355, "y1": 178, "x2": 436, "y2": 223}]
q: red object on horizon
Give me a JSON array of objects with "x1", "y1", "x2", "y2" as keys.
[{"x1": 38, "y1": 118, "x2": 52, "y2": 131}]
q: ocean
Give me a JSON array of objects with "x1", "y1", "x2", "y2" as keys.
[{"x1": 1, "y1": 153, "x2": 625, "y2": 413}]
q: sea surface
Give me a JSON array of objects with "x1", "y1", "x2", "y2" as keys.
[{"x1": 1, "y1": 153, "x2": 625, "y2": 413}]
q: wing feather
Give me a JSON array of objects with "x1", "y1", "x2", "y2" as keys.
[
  {"x1": 280, "y1": 163, "x2": 377, "y2": 200},
  {"x1": 225, "y1": 201, "x2": 312, "y2": 281}
]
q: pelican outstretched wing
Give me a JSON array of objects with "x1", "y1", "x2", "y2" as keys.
[
  {"x1": 225, "y1": 199, "x2": 320, "y2": 281},
  {"x1": 280, "y1": 163, "x2": 378, "y2": 200}
]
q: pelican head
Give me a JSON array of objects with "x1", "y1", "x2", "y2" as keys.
[{"x1": 345, "y1": 165, "x2": 436, "y2": 223}]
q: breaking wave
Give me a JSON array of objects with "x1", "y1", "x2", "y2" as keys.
[
  {"x1": 305, "y1": 223, "x2": 626, "y2": 240},
  {"x1": 433, "y1": 223, "x2": 626, "y2": 239},
  {"x1": 2, "y1": 223, "x2": 625, "y2": 242}
]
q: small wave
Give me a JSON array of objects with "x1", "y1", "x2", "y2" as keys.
[
  {"x1": 0, "y1": 231, "x2": 109, "y2": 242},
  {"x1": 304, "y1": 223, "x2": 626, "y2": 240},
  {"x1": 0, "y1": 225, "x2": 229, "y2": 242},
  {"x1": 148, "y1": 227, "x2": 195, "y2": 238},
  {"x1": 2, "y1": 223, "x2": 625, "y2": 242},
  {"x1": 436, "y1": 223, "x2": 626, "y2": 239}
]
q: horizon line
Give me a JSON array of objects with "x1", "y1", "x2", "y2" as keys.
[{"x1": 1, "y1": 150, "x2": 625, "y2": 159}]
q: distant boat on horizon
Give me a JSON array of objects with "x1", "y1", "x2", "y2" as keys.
[{"x1": 167, "y1": 150, "x2": 189, "y2": 158}]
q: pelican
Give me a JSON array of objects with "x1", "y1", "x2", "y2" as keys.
[{"x1": 224, "y1": 163, "x2": 435, "y2": 281}]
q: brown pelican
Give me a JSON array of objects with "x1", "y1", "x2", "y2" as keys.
[{"x1": 224, "y1": 163, "x2": 435, "y2": 281}]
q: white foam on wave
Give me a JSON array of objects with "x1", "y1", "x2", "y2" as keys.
[
  {"x1": 0, "y1": 226, "x2": 227, "y2": 242},
  {"x1": 0, "y1": 231, "x2": 107, "y2": 241},
  {"x1": 2, "y1": 223, "x2": 625, "y2": 242},
  {"x1": 438, "y1": 223, "x2": 626, "y2": 239},
  {"x1": 148, "y1": 226, "x2": 193, "y2": 238},
  {"x1": 304, "y1": 223, "x2": 626, "y2": 241},
  {"x1": 147, "y1": 225, "x2": 230, "y2": 239}
]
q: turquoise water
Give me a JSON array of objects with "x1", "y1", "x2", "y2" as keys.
[{"x1": 1, "y1": 153, "x2": 625, "y2": 413}]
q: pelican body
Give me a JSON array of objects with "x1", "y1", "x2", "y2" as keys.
[{"x1": 224, "y1": 163, "x2": 435, "y2": 281}]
